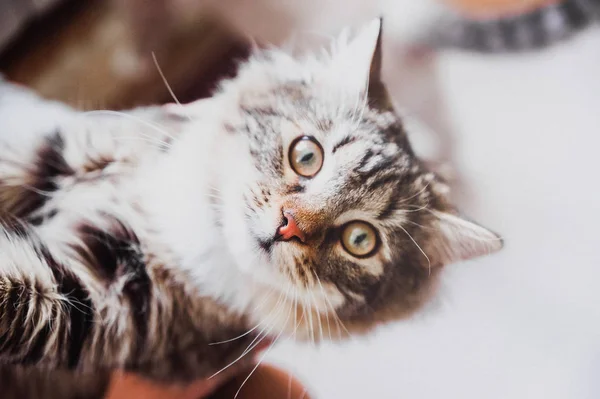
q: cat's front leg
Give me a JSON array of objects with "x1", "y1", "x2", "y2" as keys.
[{"x1": 0, "y1": 217, "x2": 263, "y2": 383}]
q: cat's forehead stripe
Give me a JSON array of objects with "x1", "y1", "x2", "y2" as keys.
[{"x1": 331, "y1": 135, "x2": 358, "y2": 154}]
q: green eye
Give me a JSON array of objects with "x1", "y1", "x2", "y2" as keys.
[
  {"x1": 341, "y1": 221, "x2": 378, "y2": 258},
  {"x1": 289, "y1": 136, "x2": 323, "y2": 178}
]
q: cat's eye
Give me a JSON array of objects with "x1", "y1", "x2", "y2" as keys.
[
  {"x1": 341, "y1": 221, "x2": 378, "y2": 258},
  {"x1": 289, "y1": 136, "x2": 323, "y2": 178}
]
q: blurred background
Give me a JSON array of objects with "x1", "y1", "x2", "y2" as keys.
[{"x1": 1, "y1": 0, "x2": 599, "y2": 398}]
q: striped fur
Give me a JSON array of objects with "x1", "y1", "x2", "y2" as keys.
[
  {"x1": 0, "y1": 19, "x2": 502, "y2": 398},
  {"x1": 0, "y1": 85, "x2": 261, "y2": 397},
  {"x1": 430, "y1": 0, "x2": 600, "y2": 53}
]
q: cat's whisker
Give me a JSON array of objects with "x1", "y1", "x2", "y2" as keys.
[
  {"x1": 313, "y1": 284, "x2": 340, "y2": 338},
  {"x1": 83, "y1": 110, "x2": 178, "y2": 142},
  {"x1": 111, "y1": 136, "x2": 173, "y2": 151},
  {"x1": 303, "y1": 289, "x2": 315, "y2": 347},
  {"x1": 310, "y1": 305, "x2": 316, "y2": 347},
  {"x1": 293, "y1": 287, "x2": 299, "y2": 336},
  {"x1": 329, "y1": 303, "x2": 345, "y2": 341},
  {"x1": 111, "y1": 128, "x2": 176, "y2": 147},
  {"x1": 397, "y1": 181, "x2": 432, "y2": 205},
  {"x1": 398, "y1": 224, "x2": 432, "y2": 276},
  {"x1": 297, "y1": 275, "x2": 317, "y2": 347},
  {"x1": 400, "y1": 203, "x2": 431, "y2": 213},
  {"x1": 294, "y1": 292, "x2": 306, "y2": 341},
  {"x1": 18, "y1": 183, "x2": 60, "y2": 198},
  {"x1": 238, "y1": 289, "x2": 286, "y2": 352},
  {"x1": 314, "y1": 275, "x2": 333, "y2": 342},
  {"x1": 308, "y1": 290, "x2": 321, "y2": 344},
  {"x1": 233, "y1": 294, "x2": 292, "y2": 399},
  {"x1": 319, "y1": 291, "x2": 341, "y2": 341},
  {"x1": 229, "y1": 287, "x2": 293, "y2": 398},
  {"x1": 320, "y1": 284, "x2": 350, "y2": 339},
  {"x1": 288, "y1": 287, "x2": 299, "y2": 399},
  {"x1": 209, "y1": 289, "x2": 276, "y2": 345},
  {"x1": 111, "y1": 136, "x2": 172, "y2": 149},
  {"x1": 209, "y1": 310, "x2": 279, "y2": 379},
  {"x1": 403, "y1": 219, "x2": 433, "y2": 231},
  {"x1": 294, "y1": 288, "x2": 307, "y2": 343},
  {"x1": 285, "y1": 284, "x2": 305, "y2": 344},
  {"x1": 151, "y1": 52, "x2": 193, "y2": 123},
  {"x1": 210, "y1": 287, "x2": 289, "y2": 377},
  {"x1": 308, "y1": 272, "x2": 324, "y2": 343}
]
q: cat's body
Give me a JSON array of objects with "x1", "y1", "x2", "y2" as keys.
[
  {"x1": 0, "y1": 20, "x2": 501, "y2": 398},
  {"x1": 0, "y1": 85, "x2": 261, "y2": 397}
]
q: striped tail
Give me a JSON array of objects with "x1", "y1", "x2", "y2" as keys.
[
  {"x1": 0, "y1": 219, "x2": 93, "y2": 369},
  {"x1": 429, "y1": 0, "x2": 600, "y2": 53}
]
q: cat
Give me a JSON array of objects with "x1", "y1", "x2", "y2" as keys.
[{"x1": 0, "y1": 19, "x2": 502, "y2": 398}]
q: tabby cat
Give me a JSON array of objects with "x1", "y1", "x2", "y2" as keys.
[{"x1": 0, "y1": 19, "x2": 502, "y2": 398}]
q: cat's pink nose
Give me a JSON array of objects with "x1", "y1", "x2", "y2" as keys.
[{"x1": 276, "y1": 211, "x2": 306, "y2": 243}]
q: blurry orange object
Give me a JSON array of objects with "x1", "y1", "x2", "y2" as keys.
[
  {"x1": 104, "y1": 365, "x2": 310, "y2": 399},
  {"x1": 212, "y1": 364, "x2": 311, "y2": 399},
  {"x1": 104, "y1": 372, "x2": 223, "y2": 399},
  {"x1": 443, "y1": 0, "x2": 559, "y2": 15}
]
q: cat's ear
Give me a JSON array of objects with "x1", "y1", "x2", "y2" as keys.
[
  {"x1": 364, "y1": 18, "x2": 394, "y2": 111},
  {"x1": 427, "y1": 211, "x2": 504, "y2": 266},
  {"x1": 325, "y1": 17, "x2": 394, "y2": 110}
]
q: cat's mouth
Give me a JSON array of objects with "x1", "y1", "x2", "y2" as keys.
[
  {"x1": 256, "y1": 237, "x2": 275, "y2": 254},
  {"x1": 255, "y1": 235, "x2": 305, "y2": 256}
]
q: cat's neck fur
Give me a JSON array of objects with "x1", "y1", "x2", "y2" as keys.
[{"x1": 138, "y1": 99, "x2": 272, "y2": 317}]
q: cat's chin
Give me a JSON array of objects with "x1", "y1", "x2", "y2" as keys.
[{"x1": 247, "y1": 296, "x2": 354, "y2": 344}]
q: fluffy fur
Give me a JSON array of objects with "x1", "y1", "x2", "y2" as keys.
[{"x1": 0, "y1": 19, "x2": 502, "y2": 398}]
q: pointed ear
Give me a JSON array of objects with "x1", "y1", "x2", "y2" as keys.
[
  {"x1": 324, "y1": 18, "x2": 394, "y2": 109},
  {"x1": 366, "y1": 18, "x2": 394, "y2": 111},
  {"x1": 427, "y1": 211, "x2": 504, "y2": 267}
]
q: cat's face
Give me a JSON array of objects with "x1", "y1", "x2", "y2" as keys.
[{"x1": 208, "y1": 19, "x2": 502, "y2": 340}]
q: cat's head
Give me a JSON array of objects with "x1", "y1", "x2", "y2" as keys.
[{"x1": 184, "y1": 19, "x2": 502, "y2": 340}]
